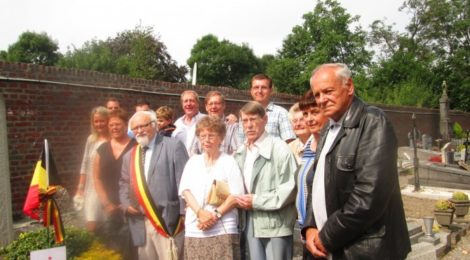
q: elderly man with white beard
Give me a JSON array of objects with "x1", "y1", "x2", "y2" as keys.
[{"x1": 120, "y1": 110, "x2": 189, "y2": 260}]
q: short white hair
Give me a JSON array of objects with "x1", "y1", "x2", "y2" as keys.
[
  {"x1": 180, "y1": 90, "x2": 199, "y2": 104},
  {"x1": 129, "y1": 110, "x2": 157, "y2": 129},
  {"x1": 311, "y1": 63, "x2": 352, "y2": 84},
  {"x1": 288, "y1": 102, "x2": 301, "y2": 121}
]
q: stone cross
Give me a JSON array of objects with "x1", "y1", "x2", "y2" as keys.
[{"x1": 439, "y1": 81, "x2": 452, "y2": 140}]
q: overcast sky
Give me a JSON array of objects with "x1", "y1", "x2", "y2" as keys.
[{"x1": 0, "y1": 0, "x2": 410, "y2": 67}]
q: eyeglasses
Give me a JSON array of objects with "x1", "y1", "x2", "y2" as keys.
[
  {"x1": 199, "y1": 134, "x2": 218, "y2": 141},
  {"x1": 291, "y1": 118, "x2": 304, "y2": 124},
  {"x1": 131, "y1": 121, "x2": 154, "y2": 132}
]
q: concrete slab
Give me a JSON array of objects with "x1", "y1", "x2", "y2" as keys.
[
  {"x1": 408, "y1": 221, "x2": 425, "y2": 244},
  {"x1": 401, "y1": 184, "x2": 470, "y2": 200},
  {"x1": 418, "y1": 235, "x2": 440, "y2": 245},
  {"x1": 408, "y1": 221, "x2": 423, "y2": 236},
  {"x1": 435, "y1": 231, "x2": 451, "y2": 257},
  {"x1": 406, "y1": 242, "x2": 437, "y2": 260}
]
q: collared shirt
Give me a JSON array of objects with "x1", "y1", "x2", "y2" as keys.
[
  {"x1": 143, "y1": 134, "x2": 157, "y2": 182},
  {"x1": 288, "y1": 137, "x2": 306, "y2": 164},
  {"x1": 223, "y1": 122, "x2": 241, "y2": 154},
  {"x1": 296, "y1": 135, "x2": 315, "y2": 226},
  {"x1": 172, "y1": 112, "x2": 206, "y2": 153},
  {"x1": 311, "y1": 122, "x2": 340, "y2": 232},
  {"x1": 311, "y1": 108, "x2": 350, "y2": 231},
  {"x1": 243, "y1": 132, "x2": 267, "y2": 192},
  {"x1": 238, "y1": 102, "x2": 295, "y2": 142}
]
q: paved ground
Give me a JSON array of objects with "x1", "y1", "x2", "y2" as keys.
[
  {"x1": 442, "y1": 233, "x2": 470, "y2": 259},
  {"x1": 400, "y1": 174, "x2": 470, "y2": 259}
]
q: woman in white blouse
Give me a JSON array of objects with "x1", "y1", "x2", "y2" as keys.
[{"x1": 179, "y1": 116, "x2": 245, "y2": 259}]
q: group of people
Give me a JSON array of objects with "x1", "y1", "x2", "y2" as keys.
[{"x1": 74, "y1": 63, "x2": 411, "y2": 260}]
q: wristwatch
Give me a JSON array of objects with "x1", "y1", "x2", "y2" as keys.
[{"x1": 214, "y1": 209, "x2": 222, "y2": 219}]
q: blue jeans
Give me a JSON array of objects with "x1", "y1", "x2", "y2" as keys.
[{"x1": 244, "y1": 212, "x2": 293, "y2": 260}]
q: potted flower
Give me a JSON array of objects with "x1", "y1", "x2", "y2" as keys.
[
  {"x1": 434, "y1": 199, "x2": 455, "y2": 226},
  {"x1": 449, "y1": 191, "x2": 470, "y2": 218}
]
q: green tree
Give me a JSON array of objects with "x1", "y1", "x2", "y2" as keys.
[
  {"x1": 268, "y1": 0, "x2": 372, "y2": 94},
  {"x1": 2, "y1": 31, "x2": 60, "y2": 65},
  {"x1": 365, "y1": 19, "x2": 438, "y2": 105},
  {"x1": 367, "y1": 0, "x2": 469, "y2": 111},
  {"x1": 59, "y1": 25, "x2": 187, "y2": 82},
  {"x1": 266, "y1": 58, "x2": 305, "y2": 93},
  {"x1": 0, "y1": 51, "x2": 7, "y2": 60},
  {"x1": 407, "y1": 0, "x2": 470, "y2": 111},
  {"x1": 187, "y1": 34, "x2": 262, "y2": 88},
  {"x1": 58, "y1": 40, "x2": 115, "y2": 72},
  {"x1": 259, "y1": 54, "x2": 275, "y2": 74}
]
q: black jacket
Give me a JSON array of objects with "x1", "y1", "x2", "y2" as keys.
[
  {"x1": 159, "y1": 124, "x2": 176, "y2": 137},
  {"x1": 302, "y1": 97, "x2": 411, "y2": 260}
]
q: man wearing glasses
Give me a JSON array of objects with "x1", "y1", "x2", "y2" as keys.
[
  {"x1": 191, "y1": 90, "x2": 240, "y2": 155},
  {"x1": 120, "y1": 110, "x2": 189, "y2": 260},
  {"x1": 234, "y1": 101, "x2": 297, "y2": 260}
]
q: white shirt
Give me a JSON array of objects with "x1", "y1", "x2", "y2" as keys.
[
  {"x1": 172, "y1": 112, "x2": 206, "y2": 154},
  {"x1": 178, "y1": 153, "x2": 245, "y2": 238},
  {"x1": 311, "y1": 121, "x2": 341, "y2": 230},
  {"x1": 243, "y1": 132, "x2": 267, "y2": 192},
  {"x1": 143, "y1": 135, "x2": 157, "y2": 182}
]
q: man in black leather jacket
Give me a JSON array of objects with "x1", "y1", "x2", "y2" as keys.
[{"x1": 301, "y1": 63, "x2": 411, "y2": 259}]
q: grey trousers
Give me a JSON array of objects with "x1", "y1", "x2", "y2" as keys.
[
  {"x1": 244, "y1": 212, "x2": 293, "y2": 260},
  {"x1": 138, "y1": 219, "x2": 184, "y2": 260}
]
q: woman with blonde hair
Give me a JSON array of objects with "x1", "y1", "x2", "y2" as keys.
[
  {"x1": 288, "y1": 102, "x2": 311, "y2": 164},
  {"x1": 75, "y1": 106, "x2": 109, "y2": 232}
]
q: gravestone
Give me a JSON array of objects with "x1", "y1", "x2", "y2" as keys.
[
  {"x1": 422, "y1": 134, "x2": 433, "y2": 150},
  {"x1": 0, "y1": 95, "x2": 14, "y2": 246},
  {"x1": 409, "y1": 130, "x2": 422, "y2": 148},
  {"x1": 441, "y1": 142, "x2": 454, "y2": 164}
]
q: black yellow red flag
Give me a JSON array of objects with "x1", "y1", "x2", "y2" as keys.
[
  {"x1": 22, "y1": 140, "x2": 65, "y2": 244},
  {"x1": 23, "y1": 148, "x2": 49, "y2": 220}
]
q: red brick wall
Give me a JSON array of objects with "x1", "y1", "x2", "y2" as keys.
[
  {"x1": 0, "y1": 62, "x2": 299, "y2": 218},
  {"x1": 1, "y1": 61, "x2": 469, "y2": 218},
  {"x1": 376, "y1": 104, "x2": 470, "y2": 146}
]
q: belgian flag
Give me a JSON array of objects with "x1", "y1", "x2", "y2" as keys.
[
  {"x1": 23, "y1": 147, "x2": 50, "y2": 220},
  {"x1": 23, "y1": 140, "x2": 64, "y2": 243}
]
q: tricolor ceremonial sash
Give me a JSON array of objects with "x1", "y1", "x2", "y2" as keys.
[
  {"x1": 43, "y1": 187, "x2": 65, "y2": 244},
  {"x1": 130, "y1": 145, "x2": 184, "y2": 238}
]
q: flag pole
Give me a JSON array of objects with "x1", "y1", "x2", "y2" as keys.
[
  {"x1": 191, "y1": 62, "x2": 197, "y2": 85},
  {"x1": 44, "y1": 139, "x2": 50, "y2": 187},
  {"x1": 44, "y1": 139, "x2": 52, "y2": 246}
]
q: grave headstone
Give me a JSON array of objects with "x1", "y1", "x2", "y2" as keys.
[
  {"x1": 422, "y1": 134, "x2": 433, "y2": 150},
  {"x1": 441, "y1": 142, "x2": 455, "y2": 164},
  {"x1": 409, "y1": 130, "x2": 422, "y2": 148}
]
